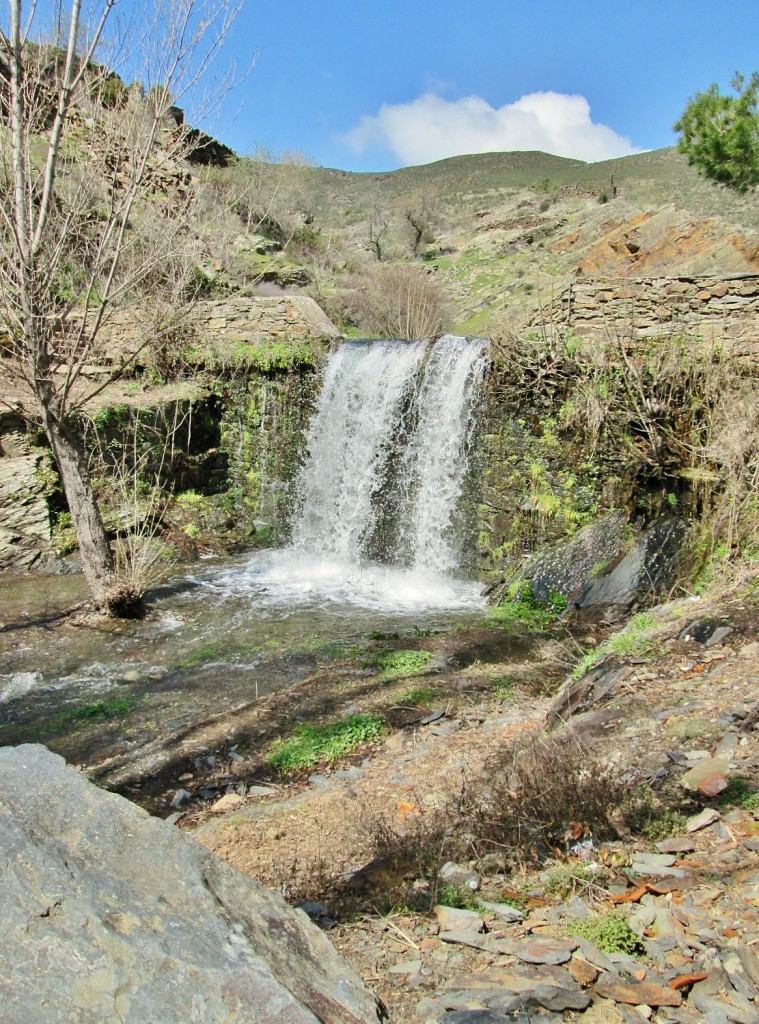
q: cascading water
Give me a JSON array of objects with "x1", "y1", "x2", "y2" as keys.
[
  {"x1": 0, "y1": 336, "x2": 490, "y2": 758},
  {"x1": 209, "y1": 335, "x2": 488, "y2": 613},
  {"x1": 399, "y1": 335, "x2": 488, "y2": 574},
  {"x1": 291, "y1": 340, "x2": 427, "y2": 560}
]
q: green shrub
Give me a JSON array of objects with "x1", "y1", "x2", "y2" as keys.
[{"x1": 567, "y1": 912, "x2": 643, "y2": 955}]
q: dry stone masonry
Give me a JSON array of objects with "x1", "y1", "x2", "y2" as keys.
[
  {"x1": 532, "y1": 274, "x2": 759, "y2": 363},
  {"x1": 192, "y1": 294, "x2": 341, "y2": 347}
]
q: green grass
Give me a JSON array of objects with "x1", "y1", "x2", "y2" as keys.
[
  {"x1": 175, "y1": 641, "x2": 230, "y2": 669},
  {"x1": 543, "y1": 863, "x2": 600, "y2": 900},
  {"x1": 572, "y1": 612, "x2": 657, "y2": 680},
  {"x1": 717, "y1": 778, "x2": 759, "y2": 812},
  {"x1": 437, "y1": 884, "x2": 480, "y2": 910},
  {"x1": 397, "y1": 685, "x2": 436, "y2": 706},
  {"x1": 63, "y1": 696, "x2": 139, "y2": 723},
  {"x1": 367, "y1": 648, "x2": 435, "y2": 682},
  {"x1": 268, "y1": 713, "x2": 387, "y2": 773},
  {"x1": 640, "y1": 808, "x2": 688, "y2": 842},
  {"x1": 320, "y1": 642, "x2": 347, "y2": 661},
  {"x1": 625, "y1": 786, "x2": 688, "y2": 841},
  {"x1": 491, "y1": 676, "x2": 521, "y2": 702},
  {"x1": 489, "y1": 581, "x2": 567, "y2": 632}
]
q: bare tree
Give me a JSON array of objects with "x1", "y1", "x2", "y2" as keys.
[
  {"x1": 0, "y1": 0, "x2": 238, "y2": 613},
  {"x1": 364, "y1": 201, "x2": 390, "y2": 261},
  {"x1": 405, "y1": 195, "x2": 436, "y2": 257},
  {"x1": 346, "y1": 263, "x2": 452, "y2": 341}
]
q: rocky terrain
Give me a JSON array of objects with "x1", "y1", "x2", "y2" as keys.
[
  {"x1": 172, "y1": 580, "x2": 759, "y2": 1023},
  {"x1": 2, "y1": 66, "x2": 759, "y2": 1021}
]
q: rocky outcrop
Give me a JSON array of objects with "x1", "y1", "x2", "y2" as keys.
[
  {"x1": 518, "y1": 513, "x2": 627, "y2": 604},
  {"x1": 572, "y1": 518, "x2": 687, "y2": 617},
  {"x1": 531, "y1": 274, "x2": 759, "y2": 363},
  {"x1": 0, "y1": 453, "x2": 55, "y2": 572},
  {"x1": 0, "y1": 744, "x2": 385, "y2": 1024}
]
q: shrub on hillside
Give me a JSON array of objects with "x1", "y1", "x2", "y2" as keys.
[{"x1": 344, "y1": 263, "x2": 453, "y2": 340}]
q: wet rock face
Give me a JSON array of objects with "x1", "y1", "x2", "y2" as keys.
[
  {"x1": 510, "y1": 514, "x2": 685, "y2": 618},
  {"x1": 574, "y1": 518, "x2": 687, "y2": 617},
  {"x1": 521, "y1": 512, "x2": 627, "y2": 604},
  {"x1": 0, "y1": 453, "x2": 56, "y2": 572},
  {"x1": 0, "y1": 744, "x2": 385, "y2": 1024}
]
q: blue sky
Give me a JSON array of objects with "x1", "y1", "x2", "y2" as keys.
[{"x1": 208, "y1": 0, "x2": 758, "y2": 171}]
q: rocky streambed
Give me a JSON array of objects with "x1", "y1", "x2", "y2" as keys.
[{"x1": 2, "y1": 553, "x2": 758, "y2": 1023}]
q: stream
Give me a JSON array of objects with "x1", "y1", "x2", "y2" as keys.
[{"x1": 0, "y1": 552, "x2": 486, "y2": 768}]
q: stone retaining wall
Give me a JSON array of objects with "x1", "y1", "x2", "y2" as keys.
[
  {"x1": 530, "y1": 274, "x2": 759, "y2": 361},
  {"x1": 192, "y1": 294, "x2": 340, "y2": 346}
]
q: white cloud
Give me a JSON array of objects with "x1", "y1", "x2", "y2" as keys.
[{"x1": 344, "y1": 91, "x2": 640, "y2": 165}]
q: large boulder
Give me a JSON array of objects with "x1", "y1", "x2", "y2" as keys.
[
  {"x1": 519, "y1": 512, "x2": 626, "y2": 603},
  {"x1": 0, "y1": 745, "x2": 385, "y2": 1024}
]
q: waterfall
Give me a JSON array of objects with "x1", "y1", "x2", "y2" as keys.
[
  {"x1": 208, "y1": 335, "x2": 488, "y2": 613},
  {"x1": 291, "y1": 340, "x2": 427, "y2": 560},
  {"x1": 401, "y1": 335, "x2": 488, "y2": 574},
  {"x1": 291, "y1": 335, "x2": 487, "y2": 573}
]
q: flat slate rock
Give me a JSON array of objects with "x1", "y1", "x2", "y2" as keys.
[
  {"x1": 434, "y1": 905, "x2": 484, "y2": 932},
  {"x1": 656, "y1": 837, "x2": 696, "y2": 854},
  {"x1": 502, "y1": 937, "x2": 578, "y2": 965},
  {"x1": 439, "y1": 929, "x2": 504, "y2": 952},
  {"x1": 437, "y1": 964, "x2": 589, "y2": 1013},
  {"x1": 478, "y1": 900, "x2": 525, "y2": 923},
  {"x1": 595, "y1": 978, "x2": 683, "y2": 1007},
  {"x1": 687, "y1": 807, "x2": 722, "y2": 832},
  {"x1": 0, "y1": 744, "x2": 384, "y2": 1024}
]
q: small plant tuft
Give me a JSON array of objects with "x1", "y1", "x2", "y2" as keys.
[
  {"x1": 268, "y1": 713, "x2": 387, "y2": 772},
  {"x1": 65, "y1": 697, "x2": 139, "y2": 722},
  {"x1": 397, "y1": 685, "x2": 436, "y2": 706},
  {"x1": 717, "y1": 777, "x2": 759, "y2": 812},
  {"x1": 567, "y1": 912, "x2": 643, "y2": 955},
  {"x1": 438, "y1": 884, "x2": 480, "y2": 910},
  {"x1": 572, "y1": 612, "x2": 657, "y2": 679},
  {"x1": 368, "y1": 648, "x2": 435, "y2": 682}
]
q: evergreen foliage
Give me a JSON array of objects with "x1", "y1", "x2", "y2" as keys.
[{"x1": 674, "y1": 72, "x2": 759, "y2": 192}]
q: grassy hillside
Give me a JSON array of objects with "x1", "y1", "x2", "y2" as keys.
[{"x1": 254, "y1": 147, "x2": 755, "y2": 335}]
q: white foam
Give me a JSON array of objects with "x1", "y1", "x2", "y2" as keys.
[
  {"x1": 0, "y1": 671, "x2": 43, "y2": 703},
  {"x1": 200, "y1": 549, "x2": 485, "y2": 615}
]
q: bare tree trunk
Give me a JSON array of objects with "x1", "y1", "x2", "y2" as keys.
[{"x1": 42, "y1": 410, "x2": 116, "y2": 611}]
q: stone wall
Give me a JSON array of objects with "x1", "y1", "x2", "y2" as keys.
[
  {"x1": 193, "y1": 294, "x2": 340, "y2": 347},
  {"x1": 530, "y1": 274, "x2": 759, "y2": 362}
]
